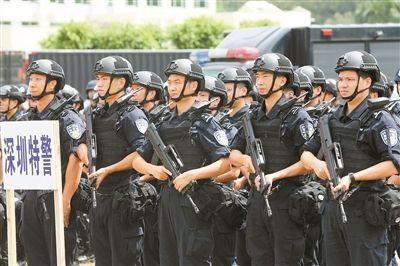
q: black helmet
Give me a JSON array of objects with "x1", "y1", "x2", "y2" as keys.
[
  {"x1": 0, "y1": 84, "x2": 27, "y2": 103},
  {"x1": 217, "y1": 67, "x2": 253, "y2": 93},
  {"x1": 26, "y1": 59, "x2": 65, "y2": 96},
  {"x1": 294, "y1": 70, "x2": 312, "y2": 102},
  {"x1": 335, "y1": 51, "x2": 380, "y2": 83},
  {"x1": 93, "y1": 56, "x2": 134, "y2": 99},
  {"x1": 203, "y1": 76, "x2": 228, "y2": 108},
  {"x1": 325, "y1": 79, "x2": 338, "y2": 97},
  {"x1": 164, "y1": 59, "x2": 204, "y2": 101},
  {"x1": 85, "y1": 80, "x2": 96, "y2": 91},
  {"x1": 17, "y1": 84, "x2": 29, "y2": 96},
  {"x1": 133, "y1": 71, "x2": 164, "y2": 102},
  {"x1": 297, "y1": 65, "x2": 326, "y2": 91},
  {"x1": 59, "y1": 84, "x2": 81, "y2": 103},
  {"x1": 252, "y1": 53, "x2": 294, "y2": 86},
  {"x1": 371, "y1": 72, "x2": 389, "y2": 97},
  {"x1": 394, "y1": 68, "x2": 400, "y2": 82}
]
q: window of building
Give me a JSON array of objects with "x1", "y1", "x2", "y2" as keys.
[
  {"x1": 194, "y1": 0, "x2": 207, "y2": 8},
  {"x1": 147, "y1": 0, "x2": 160, "y2": 6},
  {"x1": 22, "y1": 21, "x2": 39, "y2": 26},
  {"x1": 75, "y1": 0, "x2": 90, "y2": 4},
  {"x1": 0, "y1": 21, "x2": 11, "y2": 25},
  {"x1": 126, "y1": 0, "x2": 138, "y2": 5},
  {"x1": 50, "y1": 0, "x2": 64, "y2": 3},
  {"x1": 171, "y1": 0, "x2": 185, "y2": 7}
]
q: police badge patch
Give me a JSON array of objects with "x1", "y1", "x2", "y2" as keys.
[
  {"x1": 300, "y1": 122, "x2": 314, "y2": 140},
  {"x1": 214, "y1": 130, "x2": 229, "y2": 146},
  {"x1": 66, "y1": 124, "x2": 83, "y2": 140},
  {"x1": 135, "y1": 118, "x2": 148, "y2": 134},
  {"x1": 380, "y1": 128, "x2": 398, "y2": 147}
]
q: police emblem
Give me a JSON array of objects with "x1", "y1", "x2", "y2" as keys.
[
  {"x1": 380, "y1": 128, "x2": 398, "y2": 147},
  {"x1": 214, "y1": 130, "x2": 229, "y2": 146},
  {"x1": 135, "y1": 118, "x2": 148, "y2": 134},
  {"x1": 66, "y1": 124, "x2": 83, "y2": 140},
  {"x1": 300, "y1": 122, "x2": 314, "y2": 140}
]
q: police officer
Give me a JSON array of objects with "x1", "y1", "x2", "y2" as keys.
[
  {"x1": 301, "y1": 51, "x2": 400, "y2": 265},
  {"x1": 0, "y1": 85, "x2": 27, "y2": 121},
  {"x1": 230, "y1": 53, "x2": 314, "y2": 265},
  {"x1": 22, "y1": 59, "x2": 87, "y2": 266},
  {"x1": 131, "y1": 58, "x2": 231, "y2": 266},
  {"x1": 370, "y1": 72, "x2": 390, "y2": 99},
  {"x1": 394, "y1": 68, "x2": 400, "y2": 95},
  {"x1": 129, "y1": 71, "x2": 165, "y2": 266},
  {"x1": 86, "y1": 56, "x2": 147, "y2": 265},
  {"x1": 324, "y1": 79, "x2": 339, "y2": 106},
  {"x1": 218, "y1": 67, "x2": 253, "y2": 127},
  {"x1": 60, "y1": 84, "x2": 84, "y2": 112},
  {"x1": 297, "y1": 65, "x2": 326, "y2": 109},
  {"x1": 196, "y1": 75, "x2": 228, "y2": 116},
  {"x1": 130, "y1": 71, "x2": 164, "y2": 115}
]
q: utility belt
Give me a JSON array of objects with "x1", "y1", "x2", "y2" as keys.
[{"x1": 112, "y1": 179, "x2": 158, "y2": 226}]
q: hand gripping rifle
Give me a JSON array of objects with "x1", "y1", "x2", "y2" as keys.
[{"x1": 318, "y1": 114, "x2": 347, "y2": 223}]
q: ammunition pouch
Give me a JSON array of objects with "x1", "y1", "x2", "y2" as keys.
[
  {"x1": 364, "y1": 185, "x2": 400, "y2": 228},
  {"x1": 288, "y1": 181, "x2": 327, "y2": 227},
  {"x1": 112, "y1": 180, "x2": 158, "y2": 226},
  {"x1": 189, "y1": 181, "x2": 247, "y2": 228}
]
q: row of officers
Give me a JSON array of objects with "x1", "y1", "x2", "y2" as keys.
[{"x1": 0, "y1": 50, "x2": 400, "y2": 266}]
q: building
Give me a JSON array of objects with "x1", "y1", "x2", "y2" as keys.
[{"x1": 0, "y1": 0, "x2": 216, "y2": 50}]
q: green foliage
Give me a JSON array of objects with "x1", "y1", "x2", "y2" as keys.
[
  {"x1": 41, "y1": 22, "x2": 166, "y2": 49},
  {"x1": 168, "y1": 16, "x2": 230, "y2": 49},
  {"x1": 40, "y1": 22, "x2": 95, "y2": 49},
  {"x1": 239, "y1": 19, "x2": 277, "y2": 28},
  {"x1": 355, "y1": 0, "x2": 400, "y2": 23}
]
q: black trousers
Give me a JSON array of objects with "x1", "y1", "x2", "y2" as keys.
[
  {"x1": 246, "y1": 186, "x2": 305, "y2": 266},
  {"x1": 235, "y1": 226, "x2": 252, "y2": 266},
  {"x1": 143, "y1": 205, "x2": 160, "y2": 266},
  {"x1": 90, "y1": 192, "x2": 143, "y2": 266},
  {"x1": 321, "y1": 196, "x2": 387, "y2": 266},
  {"x1": 211, "y1": 215, "x2": 236, "y2": 266},
  {"x1": 21, "y1": 191, "x2": 77, "y2": 266},
  {"x1": 303, "y1": 222, "x2": 321, "y2": 266},
  {"x1": 158, "y1": 185, "x2": 213, "y2": 266}
]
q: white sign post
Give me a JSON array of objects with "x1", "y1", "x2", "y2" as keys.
[{"x1": 0, "y1": 120, "x2": 65, "y2": 266}]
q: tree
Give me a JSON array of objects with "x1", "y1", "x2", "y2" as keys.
[
  {"x1": 41, "y1": 22, "x2": 165, "y2": 49},
  {"x1": 169, "y1": 16, "x2": 230, "y2": 49},
  {"x1": 355, "y1": 0, "x2": 400, "y2": 23},
  {"x1": 41, "y1": 22, "x2": 95, "y2": 49},
  {"x1": 239, "y1": 19, "x2": 277, "y2": 28}
]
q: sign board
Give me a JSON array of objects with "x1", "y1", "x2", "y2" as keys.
[
  {"x1": 0, "y1": 120, "x2": 65, "y2": 265},
  {"x1": 1, "y1": 120, "x2": 59, "y2": 190}
]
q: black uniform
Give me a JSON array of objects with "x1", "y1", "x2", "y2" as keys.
[
  {"x1": 21, "y1": 96, "x2": 86, "y2": 266},
  {"x1": 302, "y1": 98, "x2": 400, "y2": 265},
  {"x1": 91, "y1": 100, "x2": 147, "y2": 266},
  {"x1": 231, "y1": 95, "x2": 314, "y2": 265},
  {"x1": 137, "y1": 109, "x2": 230, "y2": 266}
]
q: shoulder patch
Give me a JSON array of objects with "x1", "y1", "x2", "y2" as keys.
[
  {"x1": 380, "y1": 128, "x2": 398, "y2": 147},
  {"x1": 66, "y1": 123, "x2": 84, "y2": 140},
  {"x1": 135, "y1": 118, "x2": 148, "y2": 134},
  {"x1": 299, "y1": 122, "x2": 314, "y2": 140},
  {"x1": 214, "y1": 130, "x2": 229, "y2": 146}
]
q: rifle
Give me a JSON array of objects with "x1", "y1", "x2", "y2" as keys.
[
  {"x1": 367, "y1": 96, "x2": 400, "y2": 111},
  {"x1": 84, "y1": 105, "x2": 97, "y2": 208},
  {"x1": 116, "y1": 87, "x2": 144, "y2": 104},
  {"x1": 242, "y1": 111, "x2": 272, "y2": 217},
  {"x1": 279, "y1": 92, "x2": 309, "y2": 111},
  {"x1": 47, "y1": 94, "x2": 76, "y2": 120},
  {"x1": 318, "y1": 114, "x2": 347, "y2": 223},
  {"x1": 145, "y1": 122, "x2": 200, "y2": 214},
  {"x1": 148, "y1": 102, "x2": 173, "y2": 124},
  {"x1": 314, "y1": 97, "x2": 336, "y2": 117}
]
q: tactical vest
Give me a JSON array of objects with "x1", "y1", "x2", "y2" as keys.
[
  {"x1": 329, "y1": 110, "x2": 384, "y2": 190},
  {"x1": 93, "y1": 105, "x2": 133, "y2": 190},
  {"x1": 159, "y1": 122, "x2": 206, "y2": 172},
  {"x1": 252, "y1": 110, "x2": 300, "y2": 183}
]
